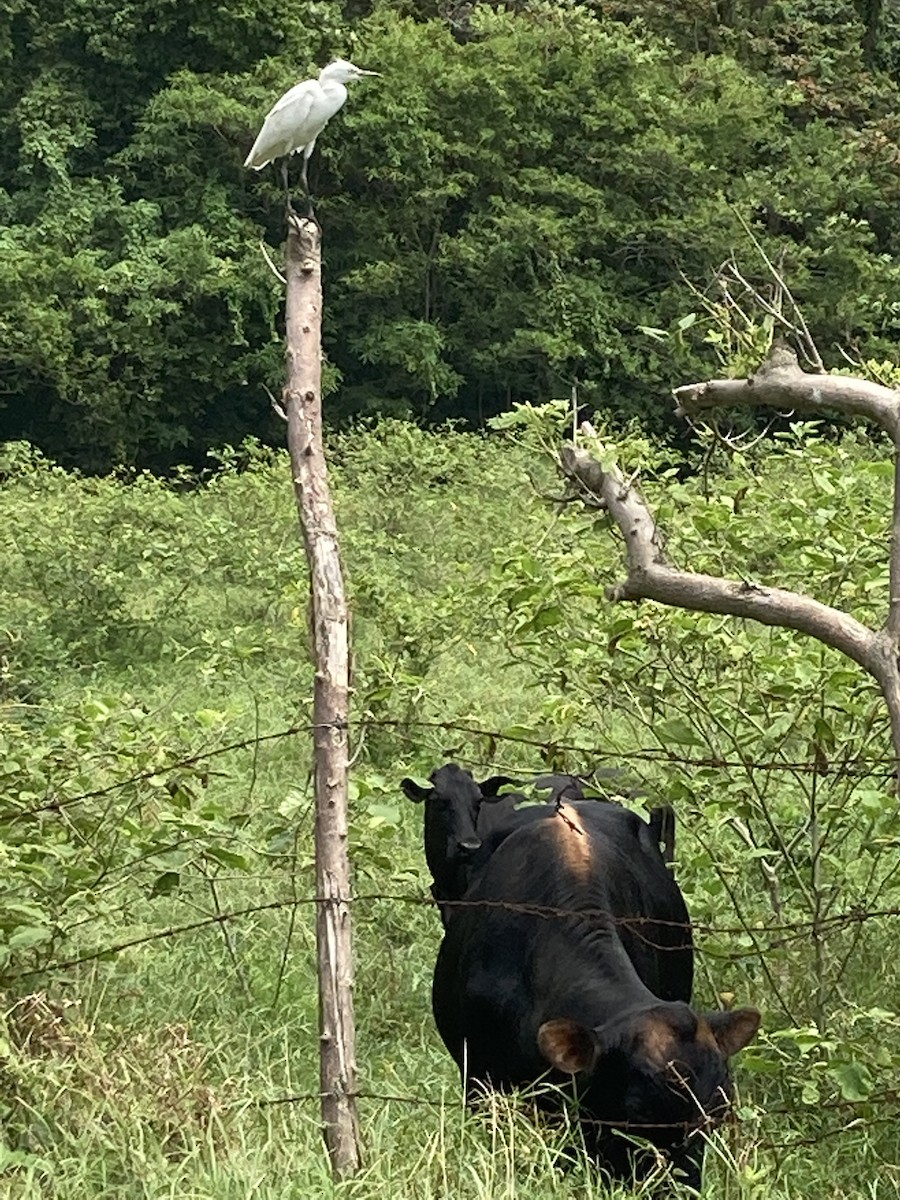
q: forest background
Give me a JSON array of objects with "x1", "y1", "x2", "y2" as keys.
[{"x1": 2, "y1": 0, "x2": 899, "y2": 471}]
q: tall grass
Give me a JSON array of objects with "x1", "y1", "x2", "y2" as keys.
[{"x1": 1, "y1": 424, "x2": 899, "y2": 1197}]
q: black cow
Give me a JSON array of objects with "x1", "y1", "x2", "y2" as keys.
[
  {"x1": 401, "y1": 763, "x2": 521, "y2": 922},
  {"x1": 431, "y1": 800, "x2": 759, "y2": 1187}
]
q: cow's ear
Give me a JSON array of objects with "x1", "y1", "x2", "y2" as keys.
[
  {"x1": 400, "y1": 777, "x2": 430, "y2": 803},
  {"x1": 538, "y1": 1019, "x2": 599, "y2": 1074},
  {"x1": 478, "y1": 775, "x2": 518, "y2": 800},
  {"x1": 705, "y1": 1008, "x2": 761, "y2": 1057}
]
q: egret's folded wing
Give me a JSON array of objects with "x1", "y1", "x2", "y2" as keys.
[
  {"x1": 244, "y1": 81, "x2": 318, "y2": 169},
  {"x1": 269, "y1": 79, "x2": 318, "y2": 116}
]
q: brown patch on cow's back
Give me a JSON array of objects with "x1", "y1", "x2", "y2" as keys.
[{"x1": 553, "y1": 803, "x2": 593, "y2": 880}]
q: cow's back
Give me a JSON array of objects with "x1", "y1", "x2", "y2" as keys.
[
  {"x1": 432, "y1": 801, "x2": 693, "y2": 1080},
  {"x1": 565, "y1": 802, "x2": 692, "y2": 996},
  {"x1": 465, "y1": 801, "x2": 690, "y2": 992}
]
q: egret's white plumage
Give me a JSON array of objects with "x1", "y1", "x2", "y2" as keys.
[{"x1": 244, "y1": 58, "x2": 378, "y2": 203}]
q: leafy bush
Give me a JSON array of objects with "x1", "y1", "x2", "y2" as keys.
[{"x1": 484, "y1": 406, "x2": 900, "y2": 1145}]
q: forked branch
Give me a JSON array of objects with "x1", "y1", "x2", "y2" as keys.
[
  {"x1": 561, "y1": 343, "x2": 900, "y2": 778},
  {"x1": 674, "y1": 344, "x2": 900, "y2": 440},
  {"x1": 560, "y1": 438, "x2": 877, "y2": 674}
]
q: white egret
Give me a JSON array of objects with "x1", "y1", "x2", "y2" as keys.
[{"x1": 244, "y1": 58, "x2": 379, "y2": 209}]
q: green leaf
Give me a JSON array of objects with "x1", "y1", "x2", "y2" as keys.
[
  {"x1": 503, "y1": 724, "x2": 538, "y2": 741},
  {"x1": 7, "y1": 925, "x2": 53, "y2": 951},
  {"x1": 524, "y1": 605, "x2": 564, "y2": 632},
  {"x1": 656, "y1": 718, "x2": 703, "y2": 747},
  {"x1": 204, "y1": 846, "x2": 251, "y2": 871},
  {"x1": 827, "y1": 1061, "x2": 873, "y2": 1102},
  {"x1": 800, "y1": 1079, "x2": 820, "y2": 1105},
  {"x1": 365, "y1": 803, "x2": 401, "y2": 827},
  {"x1": 150, "y1": 871, "x2": 181, "y2": 897},
  {"x1": 195, "y1": 708, "x2": 227, "y2": 729},
  {"x1": 737, "y1": 1052, "x2": 781, "y2": 1076}
]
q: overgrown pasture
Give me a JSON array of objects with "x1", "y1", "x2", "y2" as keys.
[{"x1": 1, "y1": 418, "x2": 899, "y2": 1197}]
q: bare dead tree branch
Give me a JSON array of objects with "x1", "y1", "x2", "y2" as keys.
[
  {"x1": 263, "y1": 383, "x2": 288, "y2": 422},
  {"x1": 284, "y1": 212, "x2": 360, "y2": 1176},
  {"x1": 729, "y1": 213, "x2": 823, "y2": 371},
  {"x1": 561, "y1": 434, "x2": 878, "y2": 672},
  {"x1": 258, "y1": 238, "x2": 287, "y2": 284},
  {"x1": 561, "y1": 342, "x2": 900, "y2": 784},
  {"x1": 674, "y1": 344, "x2": 900, "y2": 439}
]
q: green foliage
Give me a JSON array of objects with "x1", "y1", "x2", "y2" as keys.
[
  {"x1": 0, "y1": 691, "x2": 260, "y2": 979},
  {"x1": 0, "y1": 421, "x2": 545, "y2": 991},
  {"x1": 329, "y1": 8, "x2": 791, "y2": 425},
  {"x1": 4, "y1": 2, "x2": 900, "y2": 467},
  {"x1": 332, "y1": 418, "x2": 547, "y2": 751},
  {"x1": 0, "y1": 0, "x2": 332, "y2": 470},
  {"x1": 485, "y1": 409, "x2": 900, "y2": 1151}
]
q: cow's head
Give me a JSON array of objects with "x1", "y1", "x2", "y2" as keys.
[
  {"x1": 538, "y1": 1001, "x2": 760, "y2": 1182},
  {"x1": 401, "y1": 763, "x2": 516, "y2": 889}
]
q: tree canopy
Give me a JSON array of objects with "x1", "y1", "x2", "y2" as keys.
[{"x1": 2, "y1": 0, "x2": 900, "y2": 470}]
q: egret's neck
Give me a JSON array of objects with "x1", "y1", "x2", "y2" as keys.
[{"x1": 320, "y1": 79, "x2": 348, "y2": 105}]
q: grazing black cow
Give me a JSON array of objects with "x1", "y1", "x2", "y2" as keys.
[
  {"x1": 431, "y1": 800, "x2": 759, "y2": 1187},
  {"x1": 401, "y1": 763, "x2": 522, "y2": 922}
]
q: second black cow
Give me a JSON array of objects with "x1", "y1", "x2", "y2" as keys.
[
  {"x1": 400, "y1": 763, "x2": 521, "y2": 922},
  {"x1": 431, "y1": 798, "x2": 759, "y2": 1187}
]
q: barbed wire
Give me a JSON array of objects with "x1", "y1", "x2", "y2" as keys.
[
  {"x1": 9, "y1": 713, "x2": 899, "y2": 825},
  {"x1": 359, "y1": 717, "x2": 900, "y2": 775},
  {"x1": 6, "y1": 712, "x2": 900, "y2": 1161},
  {"x1": 14, "y1": 891, "x2": 900, "y2": 982}
]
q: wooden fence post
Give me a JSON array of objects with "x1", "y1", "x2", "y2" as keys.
[{"x1": 282, "y1": 212, "x2": 361, "y2": 1176}]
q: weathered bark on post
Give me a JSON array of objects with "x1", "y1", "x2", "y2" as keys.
[
  {"x1": 560, "y1": 344, "x2": 900, "y2": 787},
  {"x1": 283, "y1": 213, "x2": 360, "y2": 1176}
]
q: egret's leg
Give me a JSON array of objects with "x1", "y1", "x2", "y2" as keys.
[
  {"x1": 281, "y1": 159, "x2": 291, "y2": 212},
  {"x1": 301, "y1": 142, "x2": 316, "y2": 218}
]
